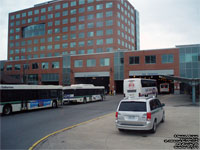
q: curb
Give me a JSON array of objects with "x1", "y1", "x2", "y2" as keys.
[{"x1": 28, "y1": 112, "x2": 114, "y2": 150}]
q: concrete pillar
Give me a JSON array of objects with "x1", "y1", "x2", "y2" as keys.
[{"x1": 192, "y1": 84, "x2": 196, "y2": 104}]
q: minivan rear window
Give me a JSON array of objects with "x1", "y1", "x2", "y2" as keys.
[{"x1": 119, "y1": 101, "x2": 146, "y2": 112}]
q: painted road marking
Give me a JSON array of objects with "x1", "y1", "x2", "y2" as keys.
[{"x1": 28, "y1": 112, "x2": 114, "y2": 150}]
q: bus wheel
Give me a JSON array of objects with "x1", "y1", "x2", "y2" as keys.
[
  {"x1": 52, "y1": 101, "x2": 57, "y2": 108},
  {"x1": 3, "y1": 105, "x2": 12, "y2": 115}
]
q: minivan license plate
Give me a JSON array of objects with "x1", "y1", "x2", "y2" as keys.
[{"x1": 127, "y1": 116, "x2": 138, "y2": 121}]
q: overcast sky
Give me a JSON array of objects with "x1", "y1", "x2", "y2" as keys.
[{"x1": 0, "y1": 0, "x2": 199, "y2": 60}]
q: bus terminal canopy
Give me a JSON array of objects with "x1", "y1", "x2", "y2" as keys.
[{"x1": 160, "y1": 75, "x2": 200, "y2": 104}]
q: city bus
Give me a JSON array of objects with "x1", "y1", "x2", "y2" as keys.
[
  {"x1": 63, "y1": 84, "x2": 105, "y2": 104},
  {"x1": 124, "y1": 78, "x2": 158, "y2": 98},
  {"x1": 160, "y1": 83, "x2": 170, "y2": 93},
  {"x1": 0, "y1": 84, "x2": 62, "y2": 115}
]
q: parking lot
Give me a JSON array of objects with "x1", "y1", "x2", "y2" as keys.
[{"x1": 34, "y1": 94, "x2": 200, "y2": 150}]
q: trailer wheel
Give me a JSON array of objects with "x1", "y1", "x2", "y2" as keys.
[{"x1": 3, "y1": 104, "x2": 12, "y2": 115}]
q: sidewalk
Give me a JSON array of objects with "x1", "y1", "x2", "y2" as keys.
[{"x1": 34, "y1": 94, "x2": 200, "y2": 150}]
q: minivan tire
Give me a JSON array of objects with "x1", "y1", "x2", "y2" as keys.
[{"x1": 150, "y1": 120, "x2": 157, "y2": 133}]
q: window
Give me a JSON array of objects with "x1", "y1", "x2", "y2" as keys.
[
  {"x1": 14, "y1": 64, "x2": 21, "y2": 70},
  {"x1": 62, "y1": 43, "x2": 68, "y2": 48},
  {"x1": 63, "y1": 2, "x2": 68, "y2": 8},
  {"x1": 79, "y1": 16, "x2": 85, "y2": 22},
  {"x1": 87, "y1": 49, "x2": 94, "y2": 54},
  {"x1": 96, "y1": 12, "x2": 103, "y2": 18},
  {"x1": 96, "y1": 21, "x2": 103, "y2": 27},
  {"x1": 106, "y1": 11, "x2": 113, "y2": 17},
  {"x1": 96, "y1": 39, "x2": 103, "y2": 45},
  {"x1": 71, "y1": 9, "x2": 77, "y2": 15},
  {"x1": 106, "y1": 29, "x2": 113, "y2": 35},
  {"x1": 70, "y1": 25, "x2": 76, "y2": 31},
  {"x1": 162, "y1": 54, "x2": 174, "y2": 64},
  {"x1": 129, "y1": 56, "x2": 139, "y2": 64},
  {"x1": 100, "y1": 58, "x2": 110, "y2": 66},
  {"x1": 79, "y1": 32, "x2": 85, "y2": 38},
  {"x1": 87, "y1": 6, "x2": 94, "y2": 11},
  {"x1": 7, "y1": 65, "x2": 12, "y2": 71},
  {"x1": 79, "y1": 7, "x2": 85, "y2": 13},
  {"x1": 74, "y1": 60, "x2": 83, "y2": 68},
  {"x1": 145, "y1": 55, "x2": 156, "y2": 64},
  {"x1": 96, "y1": 30, "x2": 103, "y2": 36},
  {"x1": 71, "y1": 1, "x2": 76, "y2": 7},
  {"x1": 87, "y1": 59, "x2": 96, "y2": 67},
  {"x1": 106, "y1": 38, "x2": 113, "y2": 44},
  {"x1": 96, "y1": 4, "x2": 103, "y2": 10},
  {"x1": 87, "y1": 40, "x2": 94, "y2": 46},
  {"x1": 87, "y1": 31, "x2": 94, "y2": 37},
  {"x1": 119, "y1": 102, "x2": 146, "y2": 112},
  {"x1": 79, "y1": 24, "x2": 85, "y2": 30},
  {"x1": 87, "y1": 14, "x2": 94, "y2": 20},
  {"x1": 55, "y1": 4, "x2": 61, "y2": 10},
  {"x1": 70, "y1": 17, "x2": 76, "y2": 23},
  {"x1": 78, "y1": 50, "x2": 85, "y2": 54},
  {"x1": 87, "y1": 22, "x2": 94, "y2": 28},
  {"x1": 106, "y1": 2, "x2": 113, "y2": 8},
  {"x1": 52, "y1": 62, "x2": 59, "y2": 69},
  {"x1": 22, "y1": 24, "x2": 45, "y2": 38},
  {"x1": 32, "y1": 63, "x2": 38, "y2": 69},
  {"x1": 42, "y1": 62, "x2": 48, "y2": 69},
  {"x1": 106, "y1": 20, "x2": 113, "y2": 26},
  {"x1": 79, "y1": 0, "x2": 85, "y2": 5}
]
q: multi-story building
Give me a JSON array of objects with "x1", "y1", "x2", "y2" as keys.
[{"x1": 7, "y1": 0, "x2": 139, "y2": 62}]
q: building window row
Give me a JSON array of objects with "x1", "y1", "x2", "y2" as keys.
[
  {"x1": 6, "y1": 61, "x2": 60, "y2": 71},
  {"x1": 74, "y1": 58, "x2": 110, "y2": 68},
  {"x1": 129, "y1": 54, "x2": 174, "y2": 65},
  {"x1": 10, "y1": 1, "x2": 113, "y2": 21}
]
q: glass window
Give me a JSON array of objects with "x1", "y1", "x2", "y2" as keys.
[
  {"x1": 74, "y1": 60, "x2": 83, "y2": 67},
  {"x1": 47, "y1": 45, "x2": 52, "y2": 50},
  {"x1": 96, "y1": 12, "x2": 103, "y2": 18},
  {"x1": 79, "y1": 16, "x2": 85, "y2": 22},
  {"x1": 87, "y1": 59, "x2": 96, "y2": 67},
  {"x1": 62, "y1": 27, "x2": 68, "y2": 32},
  {"x1": 55, "y1": 4, "x2": 61, "y2": 10},
  {"x1": 52, "y1": 62, "x2": 59, "y2": 69},
  {"x1": 32, "y1": 63, "x2": 38, "y2": 69},
  {"x1": 106, "y1": 2, "x2": 113, "y2": 8},
  {"x1": 87, "y1": 22, "x2": 94, "y2": 28},
  {"x1": 106, "y1": 20, "x2": 113, "y2": 26},
  {"x1": 63, "y1": 2, "x2": 68, "y2": 8},
  {"x1": 87, "y1": 40, "x2": 94, "y2": 46},
  {"x1": 71, "y1": 9, "x2": 77, "y2": 15},
  {"x1": 79, "y1": 0, "x2": 85, "y2": 5},
  {"x1": 96, "y1": 21, "x2": 103, "y2": 27},
  {"x1": 129, "y1": 56, "x2": 139, "y2": 64},
  {"x1": 87, "y1": 14, "x2": 94, "y2": 20},
  {"x1": 55, "y1": 44, "x2": 60, "y2": 49},
  {"x1": 22, "y1": 24, "x2": 45, "y2": 38},
  {"x1": 42, "y1": 62, "x2": 48, "y2": 69},
  {"x1": 78, "y1": 50, "x2": 85, "y2": 54},
  {"x1": 55, "y1": 12, "x2": 60, "y2": 18},
  {"x1": 106, "y1": 38, "x2": 113, "y2": 44},
  {"x1": 14, "y1": 64, "x2": 21, "y2": 70},
  {"x1": 106, "y1": 11, "x2": 113, "y2": 17},
  {"x1": 87, "y1": 31, "x2": 94, "y2": 37},
  {"x1": 87, "y1": 49, "x2": 94, "y2": 54},
  {"x1": 96, "y1": 39, "x2": 103, "y2": 45},
  {"x1": 71, "y1": 1, "x2": 76, "y2": 7},
  {"x1": 96, "y1": 30, "x2": 103, "y2": 36},
  {"x1": 70, "y1": 33, "x2": 76, "y2": 39},
  {"x1": 162, "y1": 54, "x2": 174, "y2": 63},
  {"x1": 7, "y1": 65, "x2": 12, "y2": 71},
  {"x1": 88, "y1": 0, "x2": 94, "y2": 3},
  {"x1": 79, "y1": 24, "x2": 85, "y2": 30},
  {"x1": 96, "y1": 48, "x2": 103, "y2": 53},
  {"x1": 70, "y1": 17, "x2": 76, "y2": 23},
  {"x1": 63, "y1": 10, "x2": 68, "y2": 16},
  {"x1": 79, "y1": 7, "x2": 85, "y2": 13},
  {"x1": 79, "y1": 41, "x2": 85, "y2": 47},
  {"x1": 106, "y1": 29, "x2": 113, "y2": 35},
  {"x1": 70, "y1": 42, "x2": 76, "y2": 48},
  {"x1": 96, "y1": 4, "x2": 103, "y2": 10},
  {"x1": 62, "y1": 43, "x2": 68, "y2": 48},
  {"x1": 87, "y1": 6, "x2": 94, "y2": 11},
  {"x1": 70, "y1": 25, "x2": 76, "y2": 31},
  {"x1": 145, "y1": 55, "x2": 156, "y2": 64},
  {"x1": 100, "y1": 58, "x2": 110, "y2": 66}
]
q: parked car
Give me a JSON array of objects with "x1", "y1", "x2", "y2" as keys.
[{"x1": 115, "y1": 97, "x2": 165, "y2": 133}]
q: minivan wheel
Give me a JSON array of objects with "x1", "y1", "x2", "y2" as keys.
[{"x1": 150, "y1": 120, "x2": 157, "y2": 133}]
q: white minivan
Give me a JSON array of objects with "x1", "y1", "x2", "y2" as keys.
[{"x1": 115, "y1": 97, "x2": 165, "y2": 133}]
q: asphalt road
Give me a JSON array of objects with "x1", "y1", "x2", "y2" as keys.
[{"x1": 0, "y1": 95, "x2": 123, "y2": 150}]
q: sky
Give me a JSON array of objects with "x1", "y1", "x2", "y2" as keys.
[{"x1": 0, "y1": 0, "x2": 199, "y2": 60}]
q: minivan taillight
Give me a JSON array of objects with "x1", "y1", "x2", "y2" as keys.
[
  {"x1": 115, "y1": 112, "x2": 118, "y2": 119},
  {"x1": 147, "y1": 112, "x2": 151, "y2": 120},
  {"x1": 139, "y1": 93, "x2": 141, "y2": 97}
]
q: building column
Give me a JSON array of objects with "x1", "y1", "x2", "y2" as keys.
[{"x1": 174, "y1": 81, "x2": 180, "y2": 94}]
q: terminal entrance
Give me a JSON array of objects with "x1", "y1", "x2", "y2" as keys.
[{"x1": 75, "y1": 77, "x2": 110, "y2": 94}]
